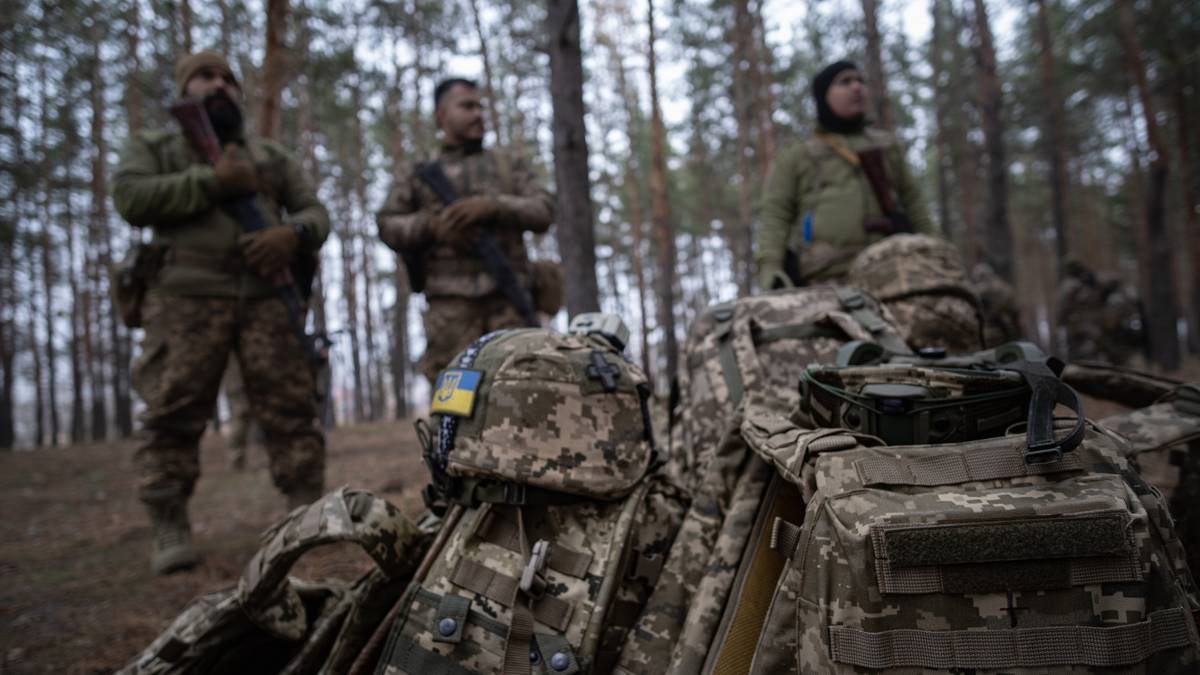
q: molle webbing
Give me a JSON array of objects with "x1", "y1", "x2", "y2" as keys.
[
  {"x1": 854, "y1": 445, "x2": 1083, "y2": 487},
  {"x1": 449, "y1": 558, "x2": 574, "y2": 632},
  {"x1": 709, "y1": 290, "x2": 909, "y2": 410},
  {"x1": 828, "y1": 607, "x2": 1198, "y2": 669},
  {"x1": 474, "y1": 508, "x2": 593, "y2": 578}
]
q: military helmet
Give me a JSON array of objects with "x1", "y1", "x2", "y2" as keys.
[
  {"x1": 848, "y1": 233, "x2": 983, "y2": 352},
  {"x1": 424, "y1": 318, "x2": 655, "y2": 504}
]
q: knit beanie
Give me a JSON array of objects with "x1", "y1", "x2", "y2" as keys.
[
  {"x1": 174, "y1": 51, "x2": 239, "y2": 96},
  {"x1": 812, "y1": 60, "x2": 865, "y2": 134}
]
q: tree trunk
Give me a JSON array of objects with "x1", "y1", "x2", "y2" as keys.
[
  {"x1": 179, "y1": 0, "x2": 193, "y2": 55},
  {"x1": 971, "y1": 0, "x2": 1013, "y2": 281},
  {"x1": 259, "y1": 0, "x2": 288, "y2": 141},
  {"x1": 468, "y1": 0, "x2": 507, "y2": 147},
  {"x1": 1116, "y1": 0, "x2": 1180, "y2": 370},
  {"x1": 1171, "y1": 60, "x2": 1200, "y2": 354},
  {"x1": 90, "y1": 31, "x2": 112, "y2": 441},
  {"x1": 124, "y1": 1, "x2": 143, "y2": 135},
  {"x1": 28, "y1": 256, "x2": 44, "y2": 447},
  {"x1": 751, "y1": 0, "x2": 777, "y2": 172},
  {"x1": 929, "y1": 0, "x2": 953, "y2": 238},
  {"x1": 66, "y1": 157, "x2": 86, "y2": 444},
  {"x1": 732, "y1": 0, "x2": 756, "y2": 297},
  {"x1": 1034, "y1": 0, "x2": 1070, "y2": 265},
  {"x1": 547, "y1": 0, "x2": 601, "y2": 317},
  {"x1": 646, "y1": 0, "x2": 679, "y2": 382},
  {"x1": 860, "y1": 0, "x2": 894, "y2": 130}
]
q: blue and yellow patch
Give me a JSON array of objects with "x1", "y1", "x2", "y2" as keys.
[{"x1": 431, "y1": 369, "x2": 482, "y2": 417}]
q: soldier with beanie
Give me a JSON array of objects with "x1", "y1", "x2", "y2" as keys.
[
  {"x1": 757, "y1": 60, "x2": 937, "y2": 288},
  {"x1": 113, "y1": 51, "x2": 331, "y2": 574}
]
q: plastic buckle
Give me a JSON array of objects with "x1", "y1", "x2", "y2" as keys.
[
  {"x1": 839, "y1": 291, "x2": 865, "y2": 310},
  {"x1": 503, "y1": 482, "x2": 527, "y2": 505},
  {"x1": 519, "y1": 539, "x2": 551, "y2": 597},
  {"x1": 1025, "y1": 441, "x2": 1064, "y2": 465}
]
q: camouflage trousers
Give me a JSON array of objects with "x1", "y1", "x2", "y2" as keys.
[
  {"x1": 418, "y1": 293, "x2": 526, "y2": 385},
  {"x1": 133, "y1": 293, "x2": 325, "y2": 503},
  {"x1": 222, "y1": 357, "x2": 258, "y2": 452}
]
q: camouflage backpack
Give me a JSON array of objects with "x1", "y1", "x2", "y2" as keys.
[
  {"x1": 374, "y1": 323, "x2": 686, "y2": 675},
  {"x1": 707, "y1": 358, "x2": 1200, "y2": 674},
  {"x1": 119, "y1": 488, "x2": 427, "y2": 675},
  {"x1": 613, "y1": 287, "x2": 912, "y2": 674},
  {"x1": 848, "y1": 233, "x2": 983, "y2": 353}
]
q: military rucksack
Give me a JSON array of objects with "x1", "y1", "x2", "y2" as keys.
[
  {"x1": 613, "y1": 287, "x2": 911, "y2": 674},
  {"x1": 119, "y1": 488, "x2": 428, "y2": 675},
  {"x1": 705, "y1": 359, "x2": 1200, "y2": 674},
  {"x1": 374, "y1": 326, "x2": 686, "y2": 675}
]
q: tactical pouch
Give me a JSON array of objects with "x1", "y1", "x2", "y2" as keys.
[
  {"x1": 530, "y1": 259, "x2": 565, "y2": 316},
  {"x1": 109, "y1": 242, "x2": 167, "y2": 329}
]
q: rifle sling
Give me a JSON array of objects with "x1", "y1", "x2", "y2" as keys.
[{"x1": 415, "y1": 161, "x2": 538, "y2": 326}]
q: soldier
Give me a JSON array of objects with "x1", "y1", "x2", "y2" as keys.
[
  {"x1": 970, "y1": 261, "x2": 1024, "y2": 347},
  {"x1": 377, "y1": 78, "x2": 557, "y2": 385},
  {"x1": 757, "y1": 60, "x2": 937, "y2": 288},
  {"x1": 1058, "y1": 258, "x2": 1146, "y2": 365},
  {"x1": 113, "y1": 51, "x2": 330, "y2": 574}
]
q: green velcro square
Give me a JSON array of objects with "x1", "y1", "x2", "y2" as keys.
[{"x1": 881, "y1": 513, "x2": 1129, "y2": 567}]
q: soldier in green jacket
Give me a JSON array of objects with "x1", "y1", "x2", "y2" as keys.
[
  {"x1": 757, "y1": 60, "x2": 937, "y2": 288},
  {"x1": 113, "y1": 51, "x2": 331, "y2": 574},
  {"x1": 377, "y1": 78, "x2": 557, "y2": 385}
]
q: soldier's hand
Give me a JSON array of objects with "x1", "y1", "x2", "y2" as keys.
[
  {"x1": 435, "y1": 196, "x2": 502, "y2": 247},
  {"x1": 213, "y1": 144, "x2": 258, "y2": 199},
  {"x1": 240, "y1": 225, "x2": 298, "y2": 277}
]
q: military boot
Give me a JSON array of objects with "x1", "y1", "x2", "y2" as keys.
[
  {"x1": 285, "y1": 483, "x2": 325, "y2": 511},
  {"x1": 146, "y1": 499, "x2": 198, "y2": 575}
]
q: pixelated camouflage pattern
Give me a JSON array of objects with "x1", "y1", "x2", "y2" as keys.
[
  {"x1": 377, "y1": 144, "x2": 554, "y2": 300},
  {"x1": 615, "y1": 289, "x2": 907, "y2": 674},
  {"x1": 381, "y1": 475, "x2": 685, "y2": 674},
  {"x1": 1102, "y1": 386, "x2": 1200, "y2": 575},
  {"x1": 444, "y1": 329, "x2": 653, "y2": 500},
  {"x1": 672, "y1": 286, "x2": 907, "y2": 493},
  {"x1": 133, "y1": 293, "x2": 324, "y2": 502},
  {"x1": 738, "y1": 408, "x2": 1200, "y2": 673},
  {"x1": 418, "y1": 294, "x2": 527, "y2": 385},
  {"x1": 848, "y1": 233, "x2": 983, "y2": 352},
  {"x1": 239, "y1": 487, "x2": 427, "y2": 640},
  {"x1": 970, "y1": 261, "x2": 1024, "y2": 347},
  {"x1": 119, "y1": 489, "x2": 421, "y2": 675}
]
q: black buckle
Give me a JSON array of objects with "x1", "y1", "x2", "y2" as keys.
[{"x1": 1025, "y1": 441, "x2": 1064, "y2": 465}]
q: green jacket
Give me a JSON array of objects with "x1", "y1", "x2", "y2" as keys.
[
  {"x1": 756, "y1": 126, "x2": 936, "y2": 288},
  {"x1": 112, "y1": 129, "x2": 330, "y2": 299}
]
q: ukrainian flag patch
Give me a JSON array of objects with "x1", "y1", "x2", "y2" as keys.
[{"x1": 431, "y1": 369, "x2": 482, "y2": 417}]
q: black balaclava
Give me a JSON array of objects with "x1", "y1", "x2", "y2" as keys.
[
  {"x1": 204, "y1": 89, "x2": 244, "y2": 145},
  {"x1": 812, "y1": 60, "x2": 865, "y2": 135}
]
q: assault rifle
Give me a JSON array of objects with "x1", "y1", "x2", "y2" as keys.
[
  {"x1": 415, "y1": 162, "x2": 538, "y2": 327},
  {"x1": 170, "y1": 99, "x2": 328, "y2": 365}
]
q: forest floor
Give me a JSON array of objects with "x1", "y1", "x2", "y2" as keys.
[{"x1": 0, "y1": 420, "x2": 427, "y2": 674}]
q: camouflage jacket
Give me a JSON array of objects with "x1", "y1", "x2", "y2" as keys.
[
  {"x1": 757, "y1": 126, "x2": 936, "y2": 287},
  {"x1": 376, "y1": 142, "x2": 554, "y2": 299},
  {"x1": 112, "y1": 129, "x2": 330, "y2": 299}
]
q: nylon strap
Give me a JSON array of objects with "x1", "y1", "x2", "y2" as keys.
[
  {"x1": 855, "y1": 445, "x2": 1083, "y2": 487},
  {"x1": 815, "y1": 132, "x2": 861, "y2": 167},
  {"x1": 769, "y1": 518, "x2": 805, "y2": 558},
  {"x1": 829, "y1": 607, "x2": 1198, "y2": 669},
  {"x1": 449, "y1": 478, "x2": 582, "y2": 507},
  {"x1": 1003, "y1": 358, "x2": 1086, "y2": 464},
  {"x1": 624, "y1": 550, "x2": 665, "y2": 586},
  {"x1": 431, "y1": 593, "x2": 471, "y2": 644},
  {"x1": 476, "y1": 509, "x2": 593, "y2": 578},
  {"x1": 713, "y1": 307, "x2": 744, "y2": 409},
  {"x1": 834, "y1": 288, "x2": 912, "y2": 356},
  {"x1": 450, "y1": 558, "x2": 574, "y2": 632}
]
